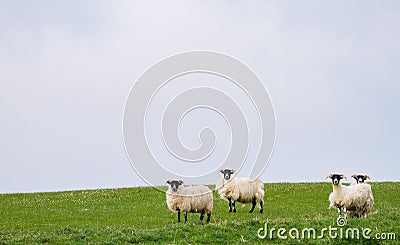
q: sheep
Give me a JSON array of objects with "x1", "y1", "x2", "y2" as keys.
[
  {"x1": 346, "y1": 174, "x2": 373, "y2": 218},
  {"x1": 326, "y1": 173, "x2": 374, "y2": 218},
  {"x1": 350, "y1": 174, "x2": 371, "y2": 185},
  {"x1": 216, "y1": 169, "x2": 264, "y2": 213},
  {"x1": 166, "y1": 180, "x2": 213, "y2": 223},
  {"x1": 326, "y1": 173, "x2": 348, "y2": 215},
  {"x1": 342, "y1": 183, "x2": 374, "y2": 218}
]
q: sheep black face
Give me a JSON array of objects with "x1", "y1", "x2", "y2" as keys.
[
  {"x1": 326, "y1": 174, "x2": 346, "y2": 185},
  {"x1": 166, "y1": 180, "x2": 184, "y2": 192},
  {"x1": 220, "y1": 169, "x2": 235, "y2": 180},
  {"x1": 351, "y1": 174, "x2": 370, "y2": 184}
]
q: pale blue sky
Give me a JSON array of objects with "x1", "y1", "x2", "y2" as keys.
[{"x1": 1, "y1": 1, "x2": 399, "y2": 193}]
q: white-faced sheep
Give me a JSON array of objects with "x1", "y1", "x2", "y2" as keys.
[
  {"x1": 326, "y1": 173, "x2": 374, "y2": 218},
  {"x1": 166, "y1": 180, "x2": 213, "y2": 223},
  {"x1": 216, "y1": 169, "x2": 264, "y2": 213}
]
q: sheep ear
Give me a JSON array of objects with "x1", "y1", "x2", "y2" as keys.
[
  {"x1": 219, "y1": 169, "x2": 224, "y2": 174},
  {"x1": 178, "y1": 180, "x2": 184, "y2": 185},
  {"x1": 365, "y1": 175, "x2": 371, "y2": 180},
  {"x1": 325, "y1": 174, "x2": 333, "y2": 179},
  {"x1": 230, "y1": 169, "x2": 235, "y2": 174},
  {"x1": 166, "y1": 180, "x2": 171, "y2": 184}
]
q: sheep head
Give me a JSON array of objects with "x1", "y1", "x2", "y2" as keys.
[
  {"x1": 220, "y1": 169, "x2": 235, "y2": 180},
  {"x1": 166, "y1": 180, "x2": 184, "y2": 192},
  {"x1": 326, "y1": 173, "x2": 346, "y2": 185},
  {"x1": 351, "y1": 174, "x2": 371, "y2": 184}
]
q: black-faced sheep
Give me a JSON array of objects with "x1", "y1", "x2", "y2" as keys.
[
  {"x1": 326, "y1": 173, "x2": 374, "y2": 218},
  {"x1": 327, "y1": 173, "x2": 348, "y2": 215},
  {"x1": 342, "y1": 183, "x2": 374, "y2": 218},
  {"x1": 166, "y1": 180, "x2": 213, "y2": 223},
  {"x1": 216, "y1": 169, "x2": 264, "y2": 213},
  {"x1": 350, "y1": 174, "x2": 371, "y2": 185}
]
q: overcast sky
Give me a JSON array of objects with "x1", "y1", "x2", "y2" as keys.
[{"x1": 1, "y1": 1, "x2": 399, "y2": 193}]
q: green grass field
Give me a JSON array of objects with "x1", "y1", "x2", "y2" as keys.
[{"x1": 0, "y1": 182, "x2": 399, "y2": 244}]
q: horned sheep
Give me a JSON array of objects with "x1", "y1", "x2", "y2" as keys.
[
  {"x1": 326, "y1": 173, "x2": 374, "y2": 218},
  {"x1": 350, "y1": 173, "x2": 371, "y2": 186}
]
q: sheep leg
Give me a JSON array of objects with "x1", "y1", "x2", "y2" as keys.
[
  {"x1": 228, "y1": 197, "x2": 233, "y2": 212},
  {"x1": 184, "y1": 212, "x2": 188, "y2": 223},
  {"x1": 260, "y1": 200, "x2": 264, "y2": 214},
  {"x1": 200, "y1": 210, "x2": 205, "y2": 221},
  {"x1": 206, "y1": 212, "x2": 211, "y2": 223},
  {"x1": 177, "y1": 210, "x2": 181, "y2": 223},
  {"x1": 249, "y1": 197, "x2": 256, "y2": 213},
  {"x1": 232, "y1": 200, "x2": 237, "y2": 213}
]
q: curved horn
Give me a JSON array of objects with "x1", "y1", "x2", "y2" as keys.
[
  {"x1": 365, "y1": 175, "x2": 371, "y2": 180},
  {"x1": 340, "y1": 174, "x2": 346, "y2": 180},
  {"x1": 325, "y1": 174, "x2": 333, "y2": 179}
]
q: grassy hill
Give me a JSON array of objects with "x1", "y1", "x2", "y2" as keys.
[{"x1": 0, "y1": 182, "x2": 398, "y2": 244}]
